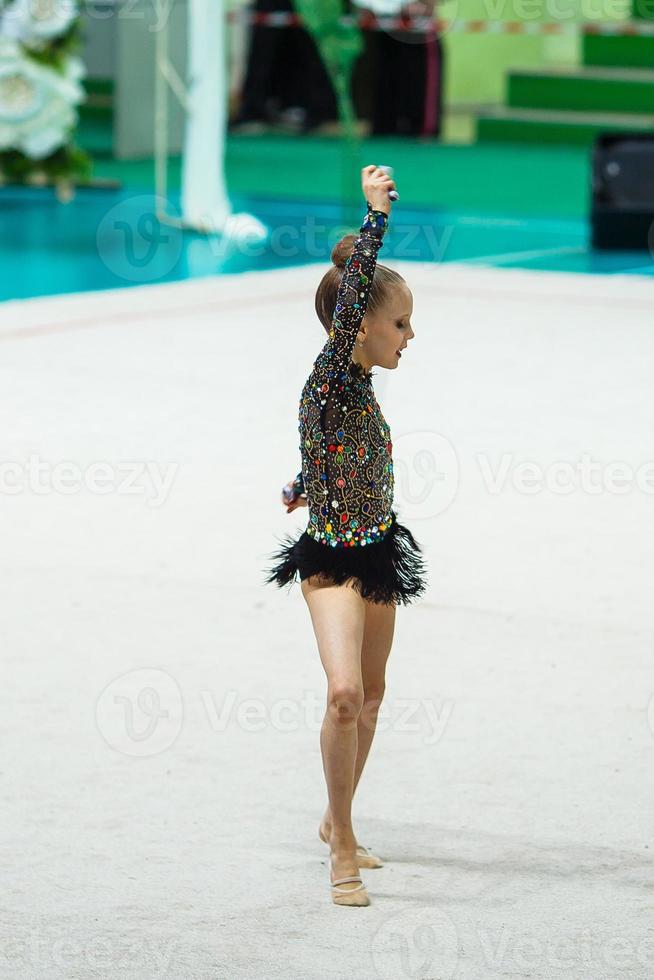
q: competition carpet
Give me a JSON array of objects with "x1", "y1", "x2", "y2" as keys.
[{"x1": 2, "y1": 263, "x2": 652, "y2": 978}]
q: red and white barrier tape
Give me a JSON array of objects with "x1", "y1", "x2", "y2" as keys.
[{"x1": 226, "y1": 8, "x2": 654, "y2": 36}]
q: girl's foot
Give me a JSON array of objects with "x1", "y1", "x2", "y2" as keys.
[
  {"x1": 319, "y1": 814, "x2": 384, "y2": 868},
  {"x1": 328, "y1": 841, "x2": 370, "y2": 907}
]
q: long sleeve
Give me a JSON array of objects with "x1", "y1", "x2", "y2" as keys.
[
  {"x1": 325, "y1": 203, "x2": 389, "y2": 374},
  {"x1": 312, "y1": 203, "x2": 393, "y2": 546}
]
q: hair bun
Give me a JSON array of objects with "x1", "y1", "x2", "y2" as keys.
[{"x1": 331, "y1": 234, "x2": 357, "y2": 269}]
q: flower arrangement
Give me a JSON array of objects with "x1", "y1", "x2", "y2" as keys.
[{"x1": 0, "y1": 0, "x2": 91, "y2": 194}]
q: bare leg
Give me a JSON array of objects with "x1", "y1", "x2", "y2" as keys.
[
  {"x1": 319, "y1": 596, "x2": 396, "y2": 842},
  {"x1": 301, "y1": 575, "x2": 367, "y2": 897}
]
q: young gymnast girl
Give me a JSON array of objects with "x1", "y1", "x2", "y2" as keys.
[{"x1": 264, "y1": 164, "x2": 428, "y2": 906}]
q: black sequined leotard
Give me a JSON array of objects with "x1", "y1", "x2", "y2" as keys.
[
  {"x1": 265, "y1": 202, "x2": 428, "y2": 606},
  {"x1": 299, "y1": 204, "x2": 394, "y2": 547}
]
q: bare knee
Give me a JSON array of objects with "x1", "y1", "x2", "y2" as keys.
[
  {"x1": 359, "y1": 682, "x2": 385, "y2": 730},
  {"x1": 363, "y1": 681, "x2": 386, "y2": 706},
  {"x1": 327, "y1": 683, "x2": 364, "y2": 726}
]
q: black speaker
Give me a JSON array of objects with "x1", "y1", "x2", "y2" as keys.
[{"x1": 590, "y1": 133, "x2": 654, "y2": 251}]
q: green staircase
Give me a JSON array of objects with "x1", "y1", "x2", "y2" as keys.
[
  {"x1": 476, "y1": 2, "x2": 654, "y2": 144},
  {"x1": 584, "y1": 32, "x2": 654, "y2": 69}
]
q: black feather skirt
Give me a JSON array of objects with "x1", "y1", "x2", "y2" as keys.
[{"x1": 263, "y1": 509, "x2": 428, "y2": 607}]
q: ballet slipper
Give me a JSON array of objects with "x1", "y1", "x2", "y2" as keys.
[{"x1": 328, "y1": 855, "x2": 370, "y2": 907}]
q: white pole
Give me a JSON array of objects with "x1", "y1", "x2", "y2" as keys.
[
  {"x1": 180, "y1": 0, "x2": 266, "y2": 242},
  {"x1": 181, "y1": 0, "x2": 230, "y2": 228}
]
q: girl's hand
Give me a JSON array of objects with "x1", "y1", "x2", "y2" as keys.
[
  {"x1": 362, "y1": 165, "x2": 395, "y2": 215},
  {"x1": 284, "y1": 496, "x2": 307, "y2": 514},
  {"x1": 281, "y1": 478, "x2": 308, "y2": 513}
]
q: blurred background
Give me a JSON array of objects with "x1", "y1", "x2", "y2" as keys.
[{"x1": 1, "y1": 0, "x2": 654, "y2": 301}]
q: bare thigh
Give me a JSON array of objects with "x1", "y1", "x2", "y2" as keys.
[
  {"x1": 361, "y1": 597, "x2": 396, "y2": 696},
  {"x1": 301, "y1": 575, "x2": 367, "y2": 696},
  {"x1": 301, "y1": 575, "x2": 396, "y2": 695}
]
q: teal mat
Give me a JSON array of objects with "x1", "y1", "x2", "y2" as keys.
[{"x1": 0, "y1": 186, "x2": 651, "y2": 303}]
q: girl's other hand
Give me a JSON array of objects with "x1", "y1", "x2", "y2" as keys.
[
  {"x1": 362, "y1": 164, "x2": 395, "y2": 215},
  {"x1": 281, "y1": 478, "x2": 308, "y2": 513}
]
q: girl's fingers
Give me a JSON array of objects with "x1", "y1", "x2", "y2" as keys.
[{"x1": 371, "y1": 173, "x2": 394, "y2": 188}]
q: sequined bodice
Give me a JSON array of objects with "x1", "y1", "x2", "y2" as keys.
[{"x1": 297, "y1": 205, "x2": 394, "y2": 547}]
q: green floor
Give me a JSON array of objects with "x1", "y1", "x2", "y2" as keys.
[{"x1": 85, "y1": 128, "x2": 591, "y2": 220}]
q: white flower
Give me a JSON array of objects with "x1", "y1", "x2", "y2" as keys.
[
  {"x1": 0, "y1": 42, "x2": 84, "y2": 158},
  {"x1": 1, "y1": 0, "x2": 79, "y2": 47}
]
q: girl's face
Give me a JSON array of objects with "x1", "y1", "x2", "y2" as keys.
[{"x1": 359, "y1": 283, "x2": 415, "y2": 370}]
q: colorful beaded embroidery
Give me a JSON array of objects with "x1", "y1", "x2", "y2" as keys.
[
  {"x1": 296, "y1": 203, "x2": 395, "y2": 549},
  {"x1": 306, "y1": 511, "x2": 395, "y2": 547}
]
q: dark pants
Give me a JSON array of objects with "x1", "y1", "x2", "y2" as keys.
[
  {"x1": 235, "y1": 0, "x2": 338, "y2": 127},
  {"x1": 366, "y1": 29, "x2": 445, "y2": 137},
  {"x1": 236, "y1": 3, "x2": 444, "y2": 136}
]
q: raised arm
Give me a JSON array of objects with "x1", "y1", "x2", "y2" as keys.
[{"x1": 325, "y1": 165, "x2": 395, "y2": 374}]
